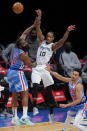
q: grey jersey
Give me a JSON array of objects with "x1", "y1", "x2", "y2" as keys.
[
  {"x1": 2, "y1": 43, "x2": 15, "y2": 63},
  {"x1": 26, "y1": 37, "x2": 40, "y2": 62},
  {"x1": 36, "y1": 40, "x2": 54, "y2": 65}
]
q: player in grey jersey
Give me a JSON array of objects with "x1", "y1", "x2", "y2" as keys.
[{"x1": 31, "y1": 9, "x2": 75, "y2": 123}]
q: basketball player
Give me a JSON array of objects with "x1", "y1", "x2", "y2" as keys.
[
  {"x1": 7, "y1": 18, "x2": 39, "y2": 125},
  {"x1": 31, "y1": 9, "x2": 75, "y2": 123},
  {"x1": 46, "y1": 64, "x2": 87, "y2": 131}
]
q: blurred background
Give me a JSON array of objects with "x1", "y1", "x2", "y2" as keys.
[{"x1": 0, "y1": 0, "x2": 87, "y2": 58}]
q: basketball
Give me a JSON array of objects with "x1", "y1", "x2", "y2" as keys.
[{"x1": 12, "y1": 2, "x2": 24, "y2": 14}]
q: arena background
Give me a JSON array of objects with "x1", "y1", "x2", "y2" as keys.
[{"x1": 0, "y1": 0, "x2": 87, "y2": 58}]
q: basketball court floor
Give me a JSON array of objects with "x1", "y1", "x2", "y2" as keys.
[{"x1": 0, "y1": 107, "x2": 87, "y2": 131}]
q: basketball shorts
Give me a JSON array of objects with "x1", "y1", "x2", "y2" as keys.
[
  {"x1": 68, "y1": 103, "x2": 86, "y2": 117},
  {"x1": 31, "y1": 66, "x2": 54, "y2": 88},
  {"x1": 7, "y1": 69, "x2": 28, "y2": 92}
]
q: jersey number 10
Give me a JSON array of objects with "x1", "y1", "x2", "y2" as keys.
[{"x1": 40, "y1": 51, "x2": 46, "y2": 56}]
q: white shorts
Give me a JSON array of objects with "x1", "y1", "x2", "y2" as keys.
[{"x1": 31, "y1": 66, "x2": 54, "y2": 88}]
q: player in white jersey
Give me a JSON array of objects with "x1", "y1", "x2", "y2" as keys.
[
  {"x1": 31, "y1": 9, "x2": 75, "y2": 123},
  {"x1": 47, "y1": 65, "x2": 87, "y2": 131}
]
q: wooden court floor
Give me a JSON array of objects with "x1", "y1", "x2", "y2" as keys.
[{"x1": 0, "y1": 122, "x2": 83, "y2": 131}]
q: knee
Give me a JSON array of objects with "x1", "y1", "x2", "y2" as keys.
[{"x1": 22, "y1": 91, "x2": 29, "y2": 98}]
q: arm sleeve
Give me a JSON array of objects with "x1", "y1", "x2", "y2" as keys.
[{"x1": 1, "y1": 44, "x2": 14, "y2": 61}]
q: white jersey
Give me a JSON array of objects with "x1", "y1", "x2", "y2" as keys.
[{"x1": 36, "y1": 40, "x2": 54, "y2": 65}]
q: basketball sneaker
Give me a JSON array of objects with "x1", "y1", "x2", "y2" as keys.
[
  {"x1": 12, "y1": 117, "x2": 21, "y2": 125},
  {"x1": 20, "y1": 116, "x2": 35, "y2": 126},
  {"x1": 33, "y1": 107, "x2": 39, "y2": 116}
]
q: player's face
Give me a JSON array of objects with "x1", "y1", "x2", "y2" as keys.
[
  {"x1": 71, "y1": 71, "x2": 80, "y2": 81},
  {"x1": 46, "y1": 32, "x2": 54, "y2": 44},
  {"x1": 30, "y1": 30, "x2": 37, "y2": 40},
  {"x1": 21, "y1": 39, "x2": 28, "y2": 48}
]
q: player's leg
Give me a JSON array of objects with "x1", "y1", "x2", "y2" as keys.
[
  {"x1": 32, "y1": 83, "x2": 39, "y2": 115},
  {"x1": 62, "y1": 111, "x2": 74, "y2": 131},
  {"x1": 73, "y1": 110, "x2": 87, "y2": 131},
  {"x1": 42, "y1": 70, "x2": 57, "y2": 123},
  {"x1": 31, "y1": 70, "x2": 41, "y2": 115},
  {"x1": 7, "y1": 70, "x2": 21, "y2": 125},
  {"x1": 19, "y1": 71, "x2": 34, "y2": 125},
  {"x1": 11, "y1": 92, "x2": 21, "y2": 125}
]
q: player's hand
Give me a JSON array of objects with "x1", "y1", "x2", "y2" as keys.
[
  {"x1": 35, "y1": 9, "x2": 42, "y2": 16},
  {"x1": 32, "y1": 62, "x2": 37, "y2": 67},
  {"x1": 59, "y1": 104, "x2": 67, "y2": 108},
  {"x1": 67, "y1": 25, "x2": 75, "y2": 32},
  {"x1": 46, "y1": 63, "x2": 54, "y2": 72}
]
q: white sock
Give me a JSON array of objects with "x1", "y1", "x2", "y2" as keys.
[
  {"x1": 22, "y1": 106, "x2": 28, "y2": 118},
  {"x1": 12, "y1": 107, "x2": 18, "y2": 119}
]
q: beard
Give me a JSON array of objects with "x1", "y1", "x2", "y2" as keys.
[
  {"x1": 22, "y1": 45, "x2": 29, "y2": 52},
  {"x1": 30, "y1": 35, "x2": 37, "y2": 40}
]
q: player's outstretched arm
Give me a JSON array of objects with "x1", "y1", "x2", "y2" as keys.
[
  {"x1": 52, "y1": 25, "x2": 75, "y2": 52},
  {"x1": 46, "y1": 64, "x2": 71, "y2": 83},
  {"x1": 35, "y1": 9, "x2": 44, "y2": 43},
  {"x1": 20, "y1": 24, "x2": 36, "y2": 40},
  {"x1": 20, "y1": 9, "x2": 42, "y2": 40}
]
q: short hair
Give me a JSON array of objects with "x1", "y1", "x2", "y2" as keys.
[
  {"x1": 73, "y1": 68, "x2": 82, "y2": 76},
  {"x1": 16, "y1": 38, "x2": 24, "y2": 48},
  {"x1": 47, "y1": 31, "x2": 55, "y2": 37}
]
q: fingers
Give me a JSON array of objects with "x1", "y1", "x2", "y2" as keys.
[
  {"x1": 67, "y1": 25, "x2": 75, "y2": 31},
  {"x1": 35, "y1": 9, "x2": 42, "y2": 16}
]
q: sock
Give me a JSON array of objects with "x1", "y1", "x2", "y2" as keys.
[
  {"x1": 22, "y1": 106, "x2": 28, "y2": 118},
  {"x1": 12, "y1": 107, "x2": 17, "y2": 119},
  {"x1": 49, "y1": 107, "x2": 53, "y2": 114},
  {"x1": 33, "y1": 99, "x2": 37, "y2": 108}
]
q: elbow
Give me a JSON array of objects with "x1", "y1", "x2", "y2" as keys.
[{"x1": 26, "y1": 61, "x2": 32, "y2": 67}]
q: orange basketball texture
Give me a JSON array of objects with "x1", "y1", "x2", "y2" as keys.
[{"x1": 12, "y1": 2, "x2": 24, "y2": 14}]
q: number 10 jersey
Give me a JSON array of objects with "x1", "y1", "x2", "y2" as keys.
[{"x1": 36, "y1": 40, "x2": 54, "y2": 65}]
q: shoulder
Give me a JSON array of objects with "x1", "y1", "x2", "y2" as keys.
[
  {"x1": 76, "y1": 82, "x2": 83, "y2": 90},
  {"x1": 71, "y1": 51, "x2": 77, "y2": 56},
  {"x1": 19, "y1": 49, "x2": 24, "y2": 54}
]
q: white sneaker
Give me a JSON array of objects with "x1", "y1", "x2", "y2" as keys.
[
  {"x1": 48, "y1": 114, "x2": 54, "y2": 124},
  {"x1": 33, "y1": 107, "x2": 39, "y2": 116},
  {"x1": 12, "y1": 117, "x2": 21, "y2": 125},
  {"x1": 20, "y1": 116, "x2": 35, "y2": 126}
]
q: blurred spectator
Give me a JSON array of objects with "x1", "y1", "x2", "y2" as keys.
[
  {"x1": 0, "y1": 84, "x2": 12, "y2": 117},
  {"x1": 83, "y1": 55, "x2": 87, "y2": 61},
  {"x1": 81, "y1": 60, "x2": 87, "y2": 98},
  {"x1": 59, "y1": 41, "x2": 81, "y2": 77},
  {"x1": 82, "y1": 61, "x2": 87, "y2": 73},
  {"x1": 0, "y1": 43, "x2": 5, "y2": 55},
  {"x1": 0, "y1": 43, "x2": 5, "y2": 62},
  {"x1": 1, "y1": 43, "x2": 15, "y2": 64},
  {"x1": 25, "y1": 27, "x2": 40, "y2": 62}
]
